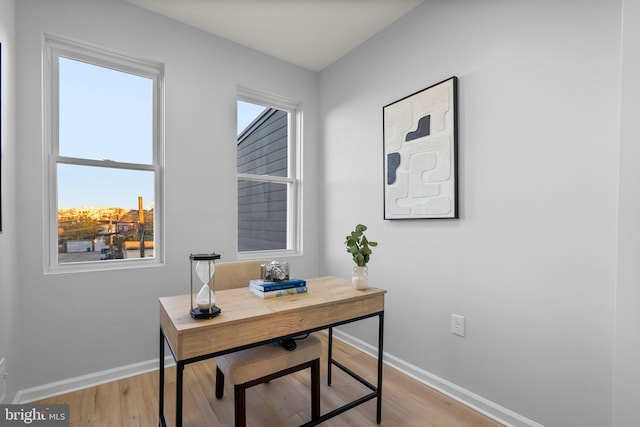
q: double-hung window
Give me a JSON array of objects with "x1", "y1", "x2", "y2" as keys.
[
  {"x1": 44, "y1": 36, "x2": 164, "y2": 272},
  {"x1": 236, "y1": 87, "x2": 301, "y2": 256}
]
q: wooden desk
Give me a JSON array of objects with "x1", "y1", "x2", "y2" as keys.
[{"x1": 159, "y1": 276, "x2": 386, "y2": 427}]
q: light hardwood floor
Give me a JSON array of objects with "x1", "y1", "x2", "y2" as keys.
[{"x1": 33, "y1": 334, "x2": 503, "y2": 426}]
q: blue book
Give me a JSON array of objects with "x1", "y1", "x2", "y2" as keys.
[
  {"x1": 249, "y1": 278, "x2": 306, "y2": 292},
  {"x1": 249, "y1": 284, "x2": 307, "y2": 299}
]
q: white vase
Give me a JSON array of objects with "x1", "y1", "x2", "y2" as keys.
[{"x1": 352, "y1": 266, "x2": 369, "y2": 290}]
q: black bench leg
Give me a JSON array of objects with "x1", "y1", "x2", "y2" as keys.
[{"x1": 215, "y1": 366, "x2": 225, "y2": 399}]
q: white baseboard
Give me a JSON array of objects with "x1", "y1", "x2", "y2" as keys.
[
  {"x1": 330, "y1": 329, "x2": 544, "y2": 427},
  {"x1": 14, "y1": 332, "x2": 542, "y2": 427},
  {"x1": 14, "y1": 356, "x2": 175, "y2": 404}
]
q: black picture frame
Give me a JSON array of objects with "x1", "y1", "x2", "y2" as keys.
[{"x1": 383, "y1": 76, "x2": 458, "y2": 219}]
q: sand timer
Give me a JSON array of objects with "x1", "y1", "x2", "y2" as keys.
[{"x1": 189, "y1": 253, "x2": 221, "y2": 319}]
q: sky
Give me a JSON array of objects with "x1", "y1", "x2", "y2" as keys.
[
  {"x1": 237, "y1": 100, "x2": 266, "y2": 134},
  {"x1": 57, "y1": 57, "x2": 265, "y2": 210}
]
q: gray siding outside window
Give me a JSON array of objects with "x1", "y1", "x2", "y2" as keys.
[{"x1": 237, "y1": 108, "x2": 288, "y2": 251}]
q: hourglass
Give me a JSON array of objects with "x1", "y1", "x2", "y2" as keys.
[{"x1": 189, "y1": 253, "x2": 221, "y2": 319}]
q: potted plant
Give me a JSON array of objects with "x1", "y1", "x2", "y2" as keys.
[{"x1": 345, "y1": 224, "x2": 378, "y2": 289}]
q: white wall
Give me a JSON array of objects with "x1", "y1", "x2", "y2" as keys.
[
  {"x1": 319, "y1": 1, "x2": 621, "y2": 426},
  {"x1": 0, "y1": 0, "x2": 18, "y2": 404},
  {"x1": 9, "y1": 1, "x2": 640, "y2": 425},
  {"x1": 614, "y1": 0, "x2": 640, "y2": 425},
  {"x1": 14, "y1": 0, "x2": 321, "y2": 391}
]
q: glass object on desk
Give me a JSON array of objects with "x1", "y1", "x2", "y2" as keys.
[
  {"x1": 190, "y1": 253, "x2": 221, "y2": 319},
  {"x1": 195, "y1": 260, "x2": 216, "y2": 309}
]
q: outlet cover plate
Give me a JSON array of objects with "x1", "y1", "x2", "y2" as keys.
[{"x1": 451, "y1": 314, "x2": 465, "y2": 337}]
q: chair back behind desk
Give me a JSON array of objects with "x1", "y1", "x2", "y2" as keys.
[{"x1": 214, "y1": 259, "x2": 270, "y2": 290}]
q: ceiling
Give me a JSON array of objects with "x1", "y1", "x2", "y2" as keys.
[{"x1": 123, "y1": 0, "x2": 425, "y2": 72}]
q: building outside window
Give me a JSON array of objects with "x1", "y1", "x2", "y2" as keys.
[
  {"x1": 44, "y1": 36, "x2": 164, "y2": 272},
  {"x1": 237, "y1": 88, "x2": 301, "y2": 256}
]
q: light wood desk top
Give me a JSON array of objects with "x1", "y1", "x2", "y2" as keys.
[{"x1": 159, "y1": 276, "x2": 386, "y2": 361}]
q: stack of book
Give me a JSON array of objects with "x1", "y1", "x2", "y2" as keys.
[{"x1": 249, "y1": 278, "x2": 307, "y2": 298}]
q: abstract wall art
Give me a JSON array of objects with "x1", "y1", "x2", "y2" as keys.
[{"x1": 383, "y1": 76, "x2": 458, "y2": 219}]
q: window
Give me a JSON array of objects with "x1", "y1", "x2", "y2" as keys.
[
  {"x1": 236, "y1": 88, "x2": 301, "y2": 256},
  {"x1": 44, "y1": 36, "x2": 164, "y2": 272}
]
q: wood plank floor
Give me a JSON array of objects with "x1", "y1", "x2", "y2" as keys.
[{"x1": 33, "y1": 334, "x2": 503, "y2": 426}]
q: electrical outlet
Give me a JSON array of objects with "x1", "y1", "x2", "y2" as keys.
[{"x1": 451, "y1": 314, "x2": 465, "y2": 337}]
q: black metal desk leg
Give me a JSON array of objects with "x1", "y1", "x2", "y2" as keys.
[
  {"x1": 159, "y1": 328, "x2": 165, "y2": 426},
  {"x1": 328, "y1": 326, "x2": 333, "y2": 386},
  {"x1": 176, "y1": 361, "x2": 185, "y2": 427},
  {"x1": 376, "y1": 312, "x2": 384, "y2": 424}
]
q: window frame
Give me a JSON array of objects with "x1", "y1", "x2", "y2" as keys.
[
  {"x1": 236, "y1": 86, "x2": 302, "y2": 259},
  {"x1": 43, "y1": 35, "x2": 165, "y2": 273}
]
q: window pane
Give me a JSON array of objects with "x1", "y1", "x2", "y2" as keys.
[
  {"x1": 237, "y1": 180, "x2": 287, "y2": 251},
  {"x1": 237, "y1": 100, "x2": 267, "y2": 135},
  {"x1": 57, "y1": 164, "x2": 154, "y2": 263},
  {"x1": 236, "y1": 93, "x2": 298, "y2": 255},
  {"x1": 237, "y1": 104, "x2": 288, "y2": 178},
  {"x1": 59, "y1": 57, "x2": 153, "y2": 164}
]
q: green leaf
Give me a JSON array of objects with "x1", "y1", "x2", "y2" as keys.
[{"x1": 345, "y1": 223, "x2": 377, "y2": 266}]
